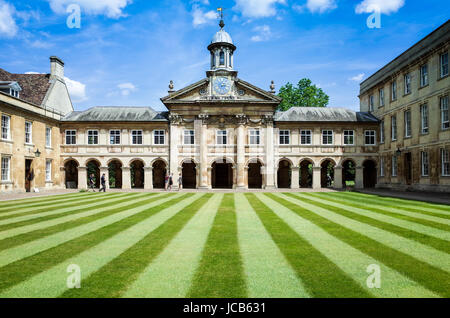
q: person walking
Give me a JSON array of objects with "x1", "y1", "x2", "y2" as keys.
[
  {"x1": 168, "y1": 173, "x2": 173, "y2": 191},
  {"x1": 89, "y1": 173, "x2": 96, "y2": 192},
  {"x1": 178, "y1": 174, "x2": 182, "y2": 191},
  {"x1": 100, "y1": 173, "x2": 106, "y2": 192},
  {"x1": 164, "y1": 173, "x2": 169, "y2": 191}
]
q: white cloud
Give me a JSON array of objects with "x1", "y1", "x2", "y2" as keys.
[
  {"x1": 349, "y1": 73, "x2": 365, "y2": 82},
  {"x1": 0, "y1": 1, "x2": 18, "y2": 37},
  {"x1": 251, "y1": 25, "x2": 272, "y2": 42},
  {"x1": 192, "y1": 5, "x2": 217, "y2": 27},
  {"x1": 118, "y1": 82, "x2": 136, "y2": 96},
  {"x1": 64, "y1": 76, "x2": 87, "y2": 102},
  {"x1": 47, "y1": 0, "x2": 132, "y2": 18},
  {"x1": 355, "y1": 0, "x2": 405, "y2": 14},
  {"x1": 234, "y1": 0, "x2": 286, "y2": 18},
  {"x1": 303, "y1": 0, "x2": 337, "y2": 13}
]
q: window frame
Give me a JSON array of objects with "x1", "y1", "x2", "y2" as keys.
[
  {"x1": 404, "y1": 73, "x2": 411, "y2": 95},
  {"x1": 380, "y1": 120, "x2": 385, "y2": 144},
  {"x1": 404, "y1": 110, "x2": 412, "y2": 138},
  {"x1": 153, "y1": 130, "x2": 165, "y2": 145},
  {"x1": 183, "y1": 130, "x2": 195, "y2": 145},
  {"x1": 1, "y1": 114, "x2": 11, "y2": 140},
  {"x1": 65, "y1": 130, "x2": 77, "y2": 145},
  {"x1": 441, "y1": 96, "x2": 449, "y2": 130},
  {"x1": 131, "y1": 130, "x2": 143, "y2": 145},
  {"x1": 45, "y1": 159, "x2": 52, "y2": 182},
  {"x1": 380, "y1": 158, "x2": 385, "y2": 177},
  {"x1": 322, "y1": 130, "x2": 333, "y2": 145},
  {"x1": 1, "y1": 156, "x2": 10, "y2": 182},
  {"x1": 392, "y1": 155, "x2": 398, "y2": 177},
  {"x1": 45, "y1": 127, "x2": 52, "y2": 148},
  {"x1": 87, "y1": 129, "x2": 99, "y2": 145},
  {"x1": 441, "y1": 148, "x2": 450, "y2": 177},
  {"x1": 216, "y1": 129, "x2": 228, "y2": 145},
  {"x1": 364, "y1": 130, "x2": 376, "y2": 146},
  {"x1": 420, "y1": 64, "x2": 428, "y2": 87},
  {"x1": 379, "y1": 88, "x2": 384, "y2": 107},
  {"x1": 421, "y1": 151, "x2": 429, "y2": 177},
  {"x1": 300, "y1": 130, "x2": 312, "y2": 145},
  {"x1": 249, "y1": 129, "x2": 260, "y2": 145},
  {"x1": 420, "y1": 104, "x2": 429, "y2": 134},
  {"x1": 391, "y1": 115, "x2": 397, "y2": 141},
  {"x1": 369, "y1": 95, "x2": 374, "y2": 112},
  {"x1": 343, "y1": 130, "x2": 354, "y2": 145},
  {"x1": 109, "y1": 130, "x2": 121, "y2": 145},
  {"x1": 391, "y1": 81, "x2": 397, "y2": 101},
  {"x1": 25, "y1": 121, "x2": 32, "y2": 144},
  {"x1": 279, "y1": 130, "x2": 290, "y2": 145},
  {"x1": 440, "y1": 52, "x2": 449, "y2": 78}
]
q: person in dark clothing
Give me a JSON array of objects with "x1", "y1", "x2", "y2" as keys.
[
  {"x1": 168, "y1": 174, "x2": 173, "y2": 191},
  {"x1": 89, "y1": 174, "x2": 96, "y2": 192},
  {"x1": 100, "y1": 173, "x2": 106, "y2": 192}
]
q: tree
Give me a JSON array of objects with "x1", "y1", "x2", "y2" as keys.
[{"x1": 277, "y1": 78, "x2": 329, "y2": 111}]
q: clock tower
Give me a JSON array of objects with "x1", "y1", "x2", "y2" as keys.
[{"x1": 207, "y1": 17, "x2": 237, "y2": 96}]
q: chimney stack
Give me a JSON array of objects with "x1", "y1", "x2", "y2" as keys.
[{"x1": 50, "y1": 56, "x2": 64, "y2": 79}]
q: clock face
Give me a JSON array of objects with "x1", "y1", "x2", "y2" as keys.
[{"x1": 213, "y1": 77, "x2": 231, "y2": 95}]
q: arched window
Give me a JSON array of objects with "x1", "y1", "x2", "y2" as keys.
[
  {"x1": 219, "y1": 51, "x2": 225, "y2": 66},
  {"x1": 229, "y1": 53, "x2": 232, "y2": 68}
]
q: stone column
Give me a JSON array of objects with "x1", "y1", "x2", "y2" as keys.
[
  {"x1": 198, "y1": 114, "x2": 209, "y2": 189},
  {"x1": 291, "y1": 166, "x2": 300, "y2": 189},
  {"x1": 355, "y1": 166, "x2": 364, "y2": 189},
  {"x1": 236, "y1": 115, "x2": 246, "y2": 189},
  {"x1": 144, "y1": 167, "x2": 153, "y2": 190},
  {"x1": 169, "y1": 116, "x2": 180, "y2": 190},
  {"x1": 333, "y1": 166, "x2": 343, "y2": 189},
  {"x1": 312, "y1": 166, "x2": 321, "y2": 189},
  {"x1": 122, "y1": 167, "x2": 131, "y2": 190},
  {"x1": 78, "y1": 166, "x2": 87, "y2": 190},
  {"x1": 100, "y1": 166, "x2": 109, "y2": 190},
  {"x1": 60, "y1": 166, "x2": 66, "y2": 189},
  {"x1": 265, "y1": 116, "x2": 275, "y2": 189}
]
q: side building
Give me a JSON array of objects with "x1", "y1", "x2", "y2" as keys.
[{"x1": 359, "y1": 20, "x2": 450, "y2": 192}]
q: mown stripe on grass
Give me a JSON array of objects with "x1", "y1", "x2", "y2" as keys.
[
  {"x1": 255, "y1": 193, "x2": 439, "y2": 298},
  {"x1": 290, "y1": 193, "x2": 450, "y2": 254},
  {"x1": 340, "y1": 192, "x2": 450, "y2": 214},
  {"x1": 0, "y1": 193, "x2": 154, "y2": 241},
  {"x1": 0, "y1": 193, "x2": 192, "y2": 293},
  {"x1": 188, "y1": 194, "x2": 247, "y2": 298},
  {"x1": 0, "y1": 193, "x2": 181, "y2": 269},
  {"x1": 0, "y1": 194, "x2": 205, "y2": 298},
  {"x1": 123, "y1": 194, "x2": 223, "y2": 298},
  {"x1": 236, "y1": 193, "x2": 308, "y2": 298},
  {"x1": 0, "y1": 193, "x2": 168, "y2": 252},
  {"x1": 0, "y1": 193, "x2": 129, "y2": 226},
  {"x1": 0, "y1": 193, "x2": 116, "y2": 215},
  {"x1": 247, "y1": 193, "x2": 372, "y2": 298},
  {"x1": 61, "y1": 193, "x2": 212, "y2": 298},
  {"x1": 0, "y1": 193, "x2": 92, "y2": 210},
  {"x1": 323, "y1": 192, "x2": 450, "y2": 221},
  {"x1": 268, "y1": 193, "x2": 450, "y2": 297}
]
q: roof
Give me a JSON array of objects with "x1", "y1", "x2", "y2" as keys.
[
  {"x1": 360, "y1": 19, "x2": 450, "y2": 95},
  {"x1": 61, "y1": 106, "x2": 169, "y2": 122},
  {"x1": 0, "y1": 68, "x2": 51, "y2": 105},
  {"x1": 212, "y1": 29, "x2": 233, "y2": 45},
  {"x1": 274, "y1": 107, "x2": 379, "y2": 122}
]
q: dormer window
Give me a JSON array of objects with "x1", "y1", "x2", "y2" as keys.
[
  {"x1": 219, "y1": 51, "x2": 225, "y2": 66},
  {"x1": 0, "y1": 81, "x2": 21, "y2": 98}
]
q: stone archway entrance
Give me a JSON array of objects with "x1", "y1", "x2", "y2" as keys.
[
  {"x1": 108, "y1": 160, "x2": 122, "y2": 189},
  {"x1": 64, "y1": 160, "x2": 78, "y2": 189},
  {"x1": 152, "y1": 160, "x2": 167, "y2": 189},
  {"x1": 248, "y1": 160, "x2": 263, "y2": 189},
  {"x1": 363, "y1": 160, "x2": 377, "y2": 188},
  {"x1": 131, "y1": 160, "x2": 144, "y2": 189},
  {"x1": 86, "y1": 160, "x2": 100, "y2": 188},
  {"x1": 277, "y1": 159, "x2": 291, "y2": 188},
  {"x1": 182, "y1": 161, "x2": 197, "y2": 189},
  {"x1": 212, "y1": 161, "x2": 233, "y2": 189},
  {"x1": 321, "y1": 159, "x2": 335, "y2": 188},
  {"x1": 342, "y1": 160, "x2": 356, "y2": 188},
  {"x1": 299, "y1": 160, "x2": 313, "y2": 188}
]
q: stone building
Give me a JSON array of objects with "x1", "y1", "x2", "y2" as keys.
[
  {"x1": 359, "y1": 20, "x2": 450, "y2": 192},
  {"x1": 4, "y1": 20, "x2": 448, "y2": 193}
]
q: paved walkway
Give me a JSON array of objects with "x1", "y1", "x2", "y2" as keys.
[{"x1": 357, "y1": 189, "x2": 450, "y2": 205}]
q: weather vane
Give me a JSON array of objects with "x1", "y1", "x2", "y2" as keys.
[{"x1": 217, "y1": 7, "x2": 226, "y2": 28}]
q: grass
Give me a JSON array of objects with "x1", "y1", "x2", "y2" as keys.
[{"x1": 0, "y1": 191, "x2": 448, "y2": 298}]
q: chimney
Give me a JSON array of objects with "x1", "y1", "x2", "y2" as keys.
[{"x1": 50, "y1": 56, "x2": 64, "y2": 79}]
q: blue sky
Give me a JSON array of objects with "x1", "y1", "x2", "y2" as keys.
[{"x1": 0, "y1": 0, "x2": 448, "y2": 111}]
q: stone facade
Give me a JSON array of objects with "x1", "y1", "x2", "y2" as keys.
[{"x1": 359, "y1": 20, "x2": 450, "y2": 192}]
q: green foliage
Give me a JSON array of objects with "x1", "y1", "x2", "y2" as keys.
[{"x1": 277, "y1": 78, "x2": 329, "y2": 111}]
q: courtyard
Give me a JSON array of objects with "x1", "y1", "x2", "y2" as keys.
[{"x1": 0, "y1": 191, "x2": 448, "y2": 298}]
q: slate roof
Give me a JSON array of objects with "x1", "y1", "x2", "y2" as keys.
[
  {"x1": 62, "y1": 106, "x2": 169, "y2": 122},
  {"x1": 0, "y1": 68, "x2": 51, "y2": 106},
  {"x1": 274, "y1": 107, "x2": 379, "y2": 122}
]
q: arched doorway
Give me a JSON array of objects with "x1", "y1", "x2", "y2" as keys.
[
  {"x1": 182, "y1": 160, "x2": 197, "y2": 189},
  {"x1": 248, "y1": 160, "x2": 263, "y2": 189},
  {"x1": 342, "y1": 159, "x2": 356, "y2": 188},
  {"x1": 299, "y1": 160, "x2": 313, "y2": 188},
  {"x1": 152, "y1": 160, "x2": 167, "y2": 189},
  {"x1": 64, "y1": 160, "x2": 78, "y2": 189},
  {"x1": 363, "y1": 160, "x2": 377, "y2": 188},
  {"x1": 108, "y1": 160, "x2": 122, "y2": 189},
  {"x1": 131, "y1": 160, "x2": 145, "y2": 189},
  {"x1": 86, "y1": 160, "x2": 100, "y2": 188},
  {"x1": 321, "y1": 159, "x2": 335, "y2": 188},
  {"x1": 212, "y1": 160, "x2": 233, "y2": 189},
  {"x1": 277, "y1": 159, "x2": 291, "y2": 188}
]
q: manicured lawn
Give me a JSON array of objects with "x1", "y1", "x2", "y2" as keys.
[{"x1": 0, "y1": 191, "x2": 448, "y2": 298}]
